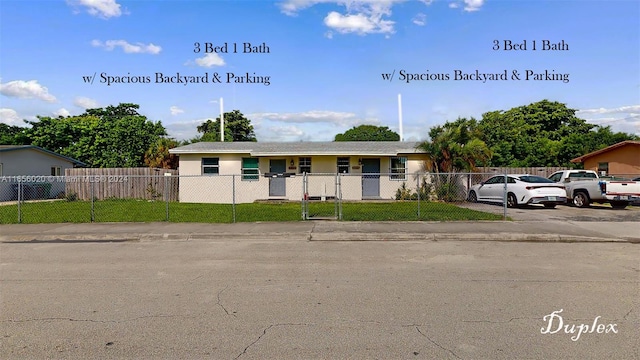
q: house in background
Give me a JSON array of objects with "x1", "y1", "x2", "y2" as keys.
[
  {"x1": 570, "y1": 140, "x2": 640, "y2": 177},
  {"x1": 170, "y1": 141, "x2": 427, "y2": 203},
  {"x1": 0, "y1": 145, "x2": 86, "y2": 201}
]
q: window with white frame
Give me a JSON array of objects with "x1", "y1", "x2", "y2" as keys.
[
  {"x1": 202, "y1": 157, "x2": 219, "y2": 175},
  {"x1": 299, "y1": 157, "x2": 311, "y2": 173},
  {"x1": 337, "y1": 157, "x2": 350, "y2": 173},
  {"x1": 390, "y1": 157, "x2": 407, "y2": 180},
  {"x1": 50, "y1": 166, "x2": 61, "y2": 176},
  {"x1": 242, "y1": 157, "x2": 259, "y2": 180}
]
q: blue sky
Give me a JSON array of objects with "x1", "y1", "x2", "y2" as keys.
[{"x1": 1, "y1": 0, "x2": 639, "y2": 142}]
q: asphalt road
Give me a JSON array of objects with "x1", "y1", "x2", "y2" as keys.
[{"x1": 1, "y1": 237, "x2": 638, "y2": 359}]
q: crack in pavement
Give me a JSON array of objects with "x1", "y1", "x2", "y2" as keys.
[
  {"x1": 235, "y1": 323, "x2": 310, "y2": 359},
  {"x1": 2, "y1": 314, "x2": 189, "y2": 324},
  {"x1": 462, "y1": 317, "x2": 536, "y2": 323},
  {"x1": 415, "y1": 326, "x2": 462, "y2": 360},
  {"x1": 307, "y1": 223, "x2": 316, "y2": 241},
  {"x1": 217, "y1": 285, "x2": 236, "y2": 317}
]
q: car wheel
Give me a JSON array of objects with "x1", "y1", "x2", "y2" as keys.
[
  {"x1": 572, "y1": 191, "x2": 590, "y2": 208},
  {"x1": 543, "y1": 204, "x2": 556, "y2": 209},
  {"x1": 468, "y1": 191, "x2": 477, "y2": 203},
  {"x1": 506, "y1": 193, "x2": 518, "y2": 208},
  {"x1": 611, "y1": 201, "x2": 628, "y2": 210}
]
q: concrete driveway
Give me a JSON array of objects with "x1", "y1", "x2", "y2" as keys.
[{"x1": 459, "y1": 202, "x2": 640, "y2": 222}]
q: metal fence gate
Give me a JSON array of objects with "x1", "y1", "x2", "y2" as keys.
[{"x1": 301, "y1": 173, "x2": 341, "y2": 220}]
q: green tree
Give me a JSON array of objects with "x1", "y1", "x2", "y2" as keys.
[
  {"x1": 196, "y1": 110, "x2": 257, "y2": 142},
  {"x1": 417, "y1": 117, "x2": 491, "y2": 173},
  {"x1": 334, "y1": 125, "x2": 400, "y2": 141},
  {"x1": 144, "y1": 138, "x2": 179, "y2": 169},
  {"x1": 0, "y1": 123, "x2": 30, "y2": 145},
  {"x1": 26, "y1": 103, "x2": 168, "y2": 167},
  {"x1": 478, "y1": 99, "x2": 638, "y2": 167}
]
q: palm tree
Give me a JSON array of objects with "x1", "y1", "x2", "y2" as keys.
[{"x1": 417, "y1": 118, "x2": 492, "y2": 201}]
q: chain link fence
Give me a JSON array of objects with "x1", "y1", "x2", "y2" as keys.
[{"x1": 1, "y1": 172, "x2": 589, "y2": 224}]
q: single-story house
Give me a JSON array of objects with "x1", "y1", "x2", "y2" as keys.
[
  {"x1": 0, "y1": 145, "x2": 86, "y2": 201},
  {"x1": 570, "y1": 140, "x2": 640, "y2": 177},
  {"x1": 169, "y1": 141, "x2": 427, "y2": 203}
]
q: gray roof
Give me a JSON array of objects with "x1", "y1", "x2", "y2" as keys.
[
  {"x1": 0, "y1": 145, "x2": 87, "y2": 166},
  {"x1": 170, "y1": 141, "x2": 424, "y2": 156}
]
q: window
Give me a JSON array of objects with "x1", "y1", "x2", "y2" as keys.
[
  {"x1": 390, "y1": 157, "x2": 407, "y2": 180},
  {"x1": 485, "y1": 176, "x2": 512, "y2": 184},
  {"x1": 337, "y1": 157, "x2": 350, "y2": 174},
  {"x1": 202, "y1": 158, "x2": 219, "y2": 175},
  {"x1": 598, "y1": 162, "x2": 609, "y2": 176},
  {"x1": 299, "y1": 157, "x2": 311, "y2": 173},
  {"x1": 548, "y1": 173, "x2": 562, "y2": 182},
  {"x1": 50, "y1": 166, "x2": 61, "y2": 176},
  {"x1": 518, "y1": 175, "x2": 553, "y2": 183},
  {"x1": 242, "y1": 157, "x2": 259, "y2": 180}
]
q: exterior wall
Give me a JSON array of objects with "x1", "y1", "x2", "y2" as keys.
[
  {"x1": 177, "y1": 153, "x2": 427, "y2": 203},
  {"x1": 0, "y1": 149, "x2": 75, "y2": 201},
  {"x1": 581, "y1": 145, "x2": 640, "y2": 176}
]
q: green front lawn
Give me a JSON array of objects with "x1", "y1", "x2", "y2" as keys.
[{"x1": 0, "y1": 199, "x2": 504, "y2": 224}]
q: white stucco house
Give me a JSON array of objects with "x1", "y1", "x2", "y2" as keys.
[
  {"x1": 0, "y1": 145, "x2": 86, "y2": 201},
  {"x1": 169, "y1": 141, "x2": 427, "y2": 203}
]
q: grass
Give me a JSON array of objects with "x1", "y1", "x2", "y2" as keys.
[{"x1": 0, "y1": 199, "x2": 504, "y2": 224}]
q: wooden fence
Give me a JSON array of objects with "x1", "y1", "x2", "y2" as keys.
[
  {"x1": 478, "y1": 166, "x2": 569, "y2": 177},
  {"x1": 64, "y1": 168, "x2": 179, "y2": 201}
]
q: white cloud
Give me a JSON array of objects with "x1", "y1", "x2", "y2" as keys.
[
  {"x1": 280, "y1": 0, "x2": 400, "y2": 36},
  {"x1": 463, "y1": 0, "x2": 484, "y2": 12},
  {"x1": 67, "y1": 0, "x2": 123, "y2": 18},
  {"x1": 164, "y1": 119, "x2": 204, "y2": 141},
  {"x1": 577, "y1": 104, "x2": 640, "y2": 135},
  {"x1": 448, "y1": 0, "x2": 485, "y2": 12},
  {"x1": 54, "y1": 108, "x2": 71, "y2": 117},
  {"x1": 250, "y1": 110, "x2": 380, "y2": 127},
  {"x1": 412, "y1": 13, "x2": 427, "y2": 26},
  {"x1": 279, "y1": 0, "x2": 483, "y2": 36},
  {"x1": 577, "y1": 105, "x2": 640, "y2": 115},
  {"x1": 0, "y1": 108, "x2": 21, "y2": 125},
  {"x1": 92, "y1": 39, "x2": 161, "y2": 54},
  {"x1": 278, "y1": 0, "x2": 335, "y2": 16},
  {"x1": 324, "y1": 11, "x2": 394, "y2": 35},
  {"x1": 74, "y1": 97, "x2": 99, "y2": 109},
  {"x1": 0, "y1": 79, "x2": 57, "y2": 103},
  {"x1": 170, "y1": 106, "x2": 184, "y2": 115},
  {"x1": 188, "y1": 53, "x2": 226, "y2": 68}
]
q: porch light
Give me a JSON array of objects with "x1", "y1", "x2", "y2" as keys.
[{"x1": 290, "y1": 159, "x2": 295, "y2": 167}]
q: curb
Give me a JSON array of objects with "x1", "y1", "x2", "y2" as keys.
[
  {"x1": 1, "y1": 232, "x2": 632, "y2": 243},
  {"x1": 308, "y1": 232, "x2": 628, "y2": 243}
]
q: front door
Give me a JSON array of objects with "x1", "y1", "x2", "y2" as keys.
[
  {"x1": 361, "y1": 158, "x2": 380, "y2": 198},
  {"x1": 269, "y1": 159, "x2": 286, "y2": 197}
]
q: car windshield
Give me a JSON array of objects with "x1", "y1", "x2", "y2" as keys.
[{"x1": 518, "y1": 175, "x2": 554, "y2": 183}]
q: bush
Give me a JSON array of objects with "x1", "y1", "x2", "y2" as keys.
[{"x1": 65, "y1": 192, "x2": 78, "y2": 202}]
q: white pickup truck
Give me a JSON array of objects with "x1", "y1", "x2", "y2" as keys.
[{"x1": 548, "y1": 170, "x2": 640, "y2": 209}]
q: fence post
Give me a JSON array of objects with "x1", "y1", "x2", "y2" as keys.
[
  {"x1": 337, "y1": 173, "x2": 342, "y2": 220},
  {"x1": 503, "y1": 173, "x2": 507, "y2": 220},
  {"x1": 17, "y1": 181, "x2": 22, "y2": 223},
  {"x1": 164, "y1": 174, "x2": 169, "y2": 222},
  {"x1": 232, "y1": 175, "x2": 236, "y2": 223},
  {"x1": 91, "y1": 179, "x2": 95, "y2": 222},
  {"x1": 301, "y1": 172, "x2": 307, "y2": 220},
  {"x1": 417, "y1": 173, "x2": 421, "y2": 219}
]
